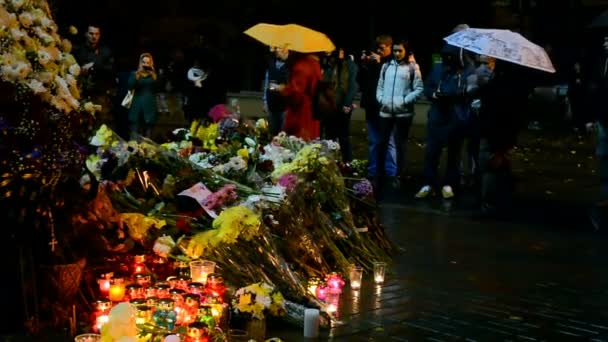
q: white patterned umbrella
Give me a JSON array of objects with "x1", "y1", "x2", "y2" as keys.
[{"x1": 443, "y1": 28, "x2": 555, "y2": 73}]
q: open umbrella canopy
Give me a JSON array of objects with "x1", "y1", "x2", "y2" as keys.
[
  {"x1": 244, "y1": 23, "x2": 335, "y2": 53},
  {"x1": 443, "y1": 28, "x2": 555, "y2": 73}
]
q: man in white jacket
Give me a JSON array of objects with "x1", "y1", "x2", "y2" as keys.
[{"x1": 375, "y1": 39, "x2": 424, "y2": 192}]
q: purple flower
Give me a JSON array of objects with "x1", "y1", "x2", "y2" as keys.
[
  {"x1": 278, "y1": 173, "x2": 298, "y2": 192},
  {"x1": 353, "y1": 179, "x2": 373, "y2": 198}
]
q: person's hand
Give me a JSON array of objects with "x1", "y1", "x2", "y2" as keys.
[
  {"x1": 370, "y1": 52, "x2": 381, "y2": 63},
  {"x1": 82, "y1": 62, "x2": 94, "y2": 73}
]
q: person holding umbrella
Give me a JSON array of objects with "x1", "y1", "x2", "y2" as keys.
[{"x1": 244, "y1": 23, "x2": 335, "y2": 140}]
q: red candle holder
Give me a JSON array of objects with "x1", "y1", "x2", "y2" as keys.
[
  {"x1": 204, "y1": 274, "x2": 226, "y2": 302},
  {"x1": 97, "y1": 272, "x2": 114, "y2": 297},
  {"x1": 126, "y1": 284, "x2": 144, "y2": 300},
  {"x1": 133, "y1": 255, "x2": 147, "y2": 275},
  {"x1": 154, "y1": 283, "x2": 171, "y2": 299}
]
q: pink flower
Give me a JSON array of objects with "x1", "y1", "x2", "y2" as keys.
[
  {"x1": 278, "y1": 174, "x2": 298, "y2": 192},
  {"x1": 207, "y1": 104, "x2": 231, "y2": 123}
]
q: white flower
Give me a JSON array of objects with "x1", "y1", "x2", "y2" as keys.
[
  {"x1": 27, "y1": 79, "x2": 46, "y2": 93},
  {"x1": 10, "y1": 27, "x2": 26, "y2": 41},
  {"x1": 226, "y1": 156, "x2": 247, "y2": 172},
  {"x1": 327, "y1": 141, "x2": 340, "y2": 151},
  {"x1": 256, "y1": 118, "x2": 268, "y2": 130},
  {"x1": 257, "y1": 294, "x2": 271, "y2": 308},
  {"x1": 68, "y1": 63, "x2": 80, "y2": 76},
  {"x1": 37, "y1": 50, "x2": 51, "y2": 65},
  {"x1": 18, "y1": 12, "x2": 33, "y2": 27},
  {"x1": 153, "y1": 236, "x2": 175, "y2": 258},
  {"x1": 83, "y1": 101, "x2": 101, "y2": 114},
  {"x1": 10, "y1": 0, "x2": 24, "y2": 10}
]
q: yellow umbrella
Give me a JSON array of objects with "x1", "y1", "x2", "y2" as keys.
[{"x1": 244, "y1": 23, "x2": 335, "y2": 53}]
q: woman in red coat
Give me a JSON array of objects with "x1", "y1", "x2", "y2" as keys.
[{"x1": 279, "y1": 53, "x2": 322, "y2": 140}]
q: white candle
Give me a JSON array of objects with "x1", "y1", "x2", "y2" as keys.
[{"x1": 303, "y1": 308, "x2": 320, "y2": 338}]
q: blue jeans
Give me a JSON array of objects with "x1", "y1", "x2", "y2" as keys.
[
  {"x1": 367, "y1": 117, "x2": 397, "y2": 177},
  {"x1": 268, "y1": 110, "x2": 285, "y2": 136}
]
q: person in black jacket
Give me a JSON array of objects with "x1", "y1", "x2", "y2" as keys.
[
  {"x1": 477, "y1": 60, "x2": 533, "y2": 218},
  {"x1": 262, "y1": 47, "x2": 289, "y2": 136}
]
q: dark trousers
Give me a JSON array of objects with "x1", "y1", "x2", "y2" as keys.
[
  {"x1": 478, "y1": 138, "x2": 513, "y2": 214},
  {"x1": 268, "y1": 110, "x2": 285, "y2": 137},
  {"x1": 377, "y1": 115, "x2": 413, "y2": 179},
  {"x1": 324, "y1": 112, "x2": 353, "y2": 162},
  {"x1": 423, "y1": 125, "x2": 464, "y2": 188}
]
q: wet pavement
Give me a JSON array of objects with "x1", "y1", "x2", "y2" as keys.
[{"x1": 267, "y1": 124, "x2": 608, "y2": 341}]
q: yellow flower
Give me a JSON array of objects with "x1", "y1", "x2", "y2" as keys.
[
  {"x1": 237, "y1": 148, "x2": 249, "y2": 160},
  {"x1": 238, "y1": 293, "x2": 252, "y2": 307},
  {"x1": 120, "y1": 213, "x2": 166, "y2": 243},
  {"x1": 68, "y1": 25, "x2": 78, "y2": 35}
]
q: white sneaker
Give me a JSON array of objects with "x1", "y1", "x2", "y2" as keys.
[
  {"x1": 415, "y1": 185, "x2": 433, "y2": 199},
  {"x1": 441, "y1": 185, "x2": 455, "y2": 199}
]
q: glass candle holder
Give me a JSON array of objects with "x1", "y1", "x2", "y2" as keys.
[
  {"x1": 97, "y1": 272, "x2": 113, "y2": 296},
  {"x1": 74, "y1": 333, "x2": 101, "y2": 342},
  {"x1": 190, "y1": 260, "x2": 216, "y2": 284},
  {"x1": 373, "y1": 262, "x2": 387, "y2": 284},
  {"x1": 349, "y1": 265, "x2": 363, "y2": 290}
]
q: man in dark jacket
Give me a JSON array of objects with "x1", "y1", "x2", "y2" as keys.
[
  {"x1": 73, "y1": 24, "x2": 114, "y2": 126},
  {"x1": 588, "y1": 35, "x2": 608, "y2": 229},
  {"x1": 477, "y1": 60, "x2": 532, "y2": 218},
  {"x1": 322, "y1": 48, "x2": 358, "y2": 162},
  {"x1": 357, "y1": 35, "x2": 397, "y2": 179},
  {"x1": 263, "y1": 47, "x2": 289, "y2": 136}
]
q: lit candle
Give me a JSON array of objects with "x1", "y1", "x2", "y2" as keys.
[
  {"x1": 349, "y1": 266, "x2": 363, "y2": 290},
  {"x1": 373, "y1": 262, "x2": 386, "y2": 284},
  {"x1": 97, "y1": 273, "x2": 112, "y2": 296},
  {"x1": 303, "y1": 309, "x2": 320, "y2": 338},
  {"x1": 108, "y1": 284, "x2": 125, "y2": 302},
  {"x1": 133, "y1": 255, "x2": 146, "y2": 274}
]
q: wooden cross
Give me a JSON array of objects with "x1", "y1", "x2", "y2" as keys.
[{"x1": 49, "y1": 238, "x2": 58, "y2": 252}]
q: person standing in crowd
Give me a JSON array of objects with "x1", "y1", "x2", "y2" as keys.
[
  {"x1": 567, "y1": 60, "x2": 593, "y2": 134},
  {"x1": 375, "y1": 38, "x2": 424, "y2": 192},
  {"x1": 476, "y1": 60, "x2": 533, "y2": 218},
  {"x1": 127, "y1": 53, "x2": 161, "y2": 139},
  {"x1": 73, "y1": 23, "x2": 115, "y2": 126},
  {"x1": 262, "y1": 46, "x2": 289, "y2": 136},
  {"x1": 415, "y1": 44, "x2": 474, "y2": 200},
  {"x1": 277, "y1": 52, "x2": 322, "y2": 141},
  {"x1": 588, "y1": 36, "x2": 608, "y2": 230},
  {"x1": 358, "y1": 35, "x2": 398, "y2": 180},
  {"x1": 321, "y1": 47, "x2": 358, "y2": 162}
]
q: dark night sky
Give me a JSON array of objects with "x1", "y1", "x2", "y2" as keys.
[{"x1": 50, "y1": 0, "x2": 604, "y2": 90}]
